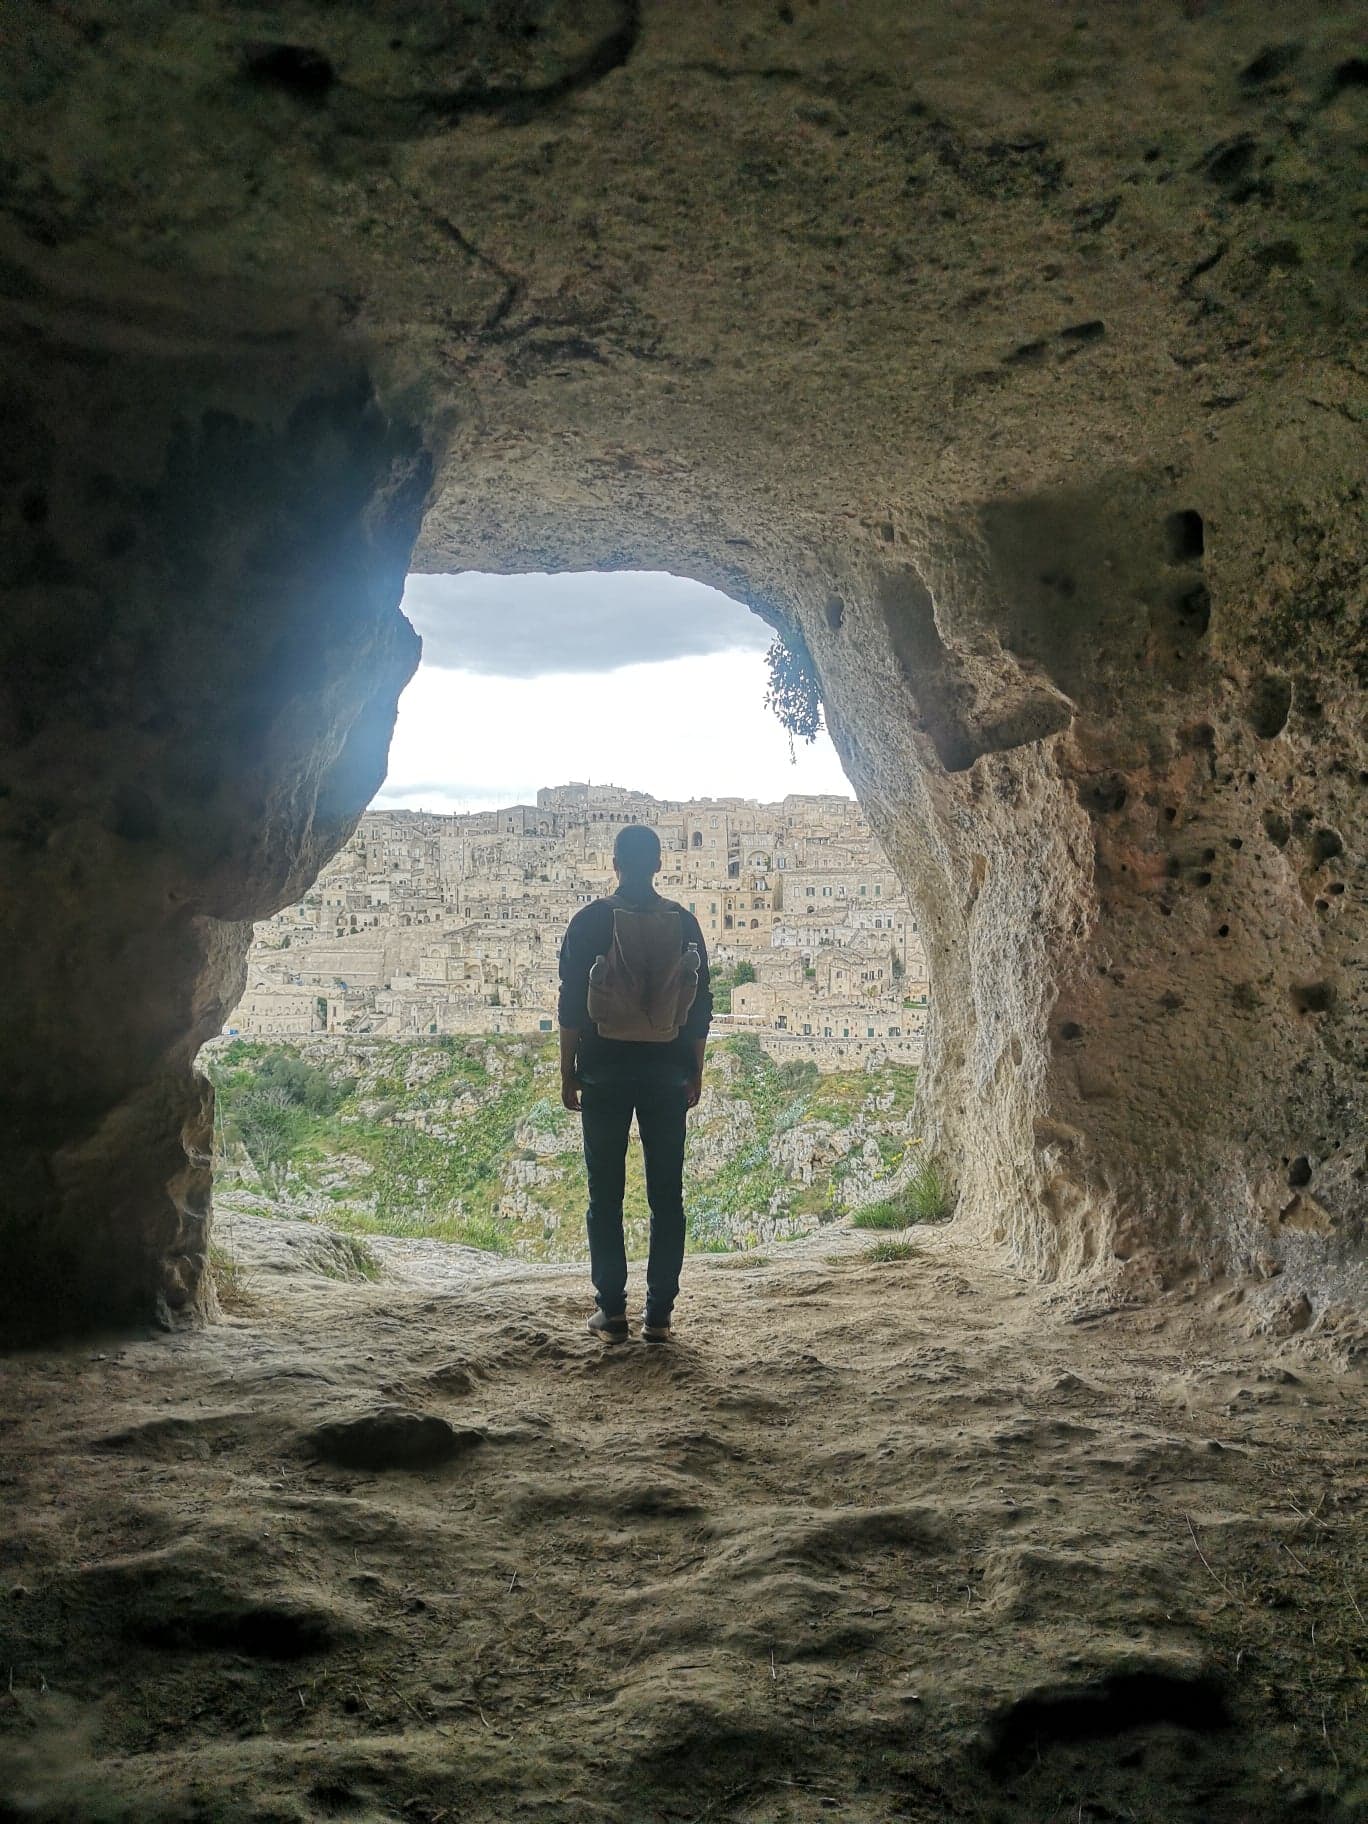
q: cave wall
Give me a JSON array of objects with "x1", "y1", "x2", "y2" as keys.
[
  {"x1": 1, "y1": 313, "x2": 430, "y2": 1338},
  {"x1": 808, "y1": 440, "x2": 1366, "y2": 1299},
  {"x1": 2, "y1": 0, "x2": 1364, "y2": 1334}
]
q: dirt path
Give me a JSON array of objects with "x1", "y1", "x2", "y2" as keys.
[{"x1": 1, "y1": 1226, "x2": 1364, "y2": 1822}]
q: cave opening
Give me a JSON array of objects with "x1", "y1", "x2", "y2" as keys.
[{"x1": 201, "y1": 568, "x2": 936, "y2": 1293}]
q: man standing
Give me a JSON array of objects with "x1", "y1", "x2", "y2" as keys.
[{"x1": 558, "y1": 824, "x2": 711, "y2": 1343}]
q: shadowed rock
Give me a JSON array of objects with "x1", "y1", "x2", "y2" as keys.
[{"x1": 304, "y1": 1407, "x2": 486, "y2": 1471}]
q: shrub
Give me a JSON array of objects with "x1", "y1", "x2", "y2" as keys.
[{"x1": 253, "y1": 1051, "x2": 350, "y2": 1113}]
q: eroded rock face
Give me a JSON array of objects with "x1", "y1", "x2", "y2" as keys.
[
  {"x1": 2, "y1": 1, "x2": 1363, "y2": 1332},
  {"x1": 1, "y1": 332, "x2": 430, "y2": 1338}
]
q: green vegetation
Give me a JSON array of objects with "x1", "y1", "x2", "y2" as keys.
[
  {"x1": 849, "y1": 1154, "x2": 953, "y2": 1230},
  {"x1": 205, "y1": 1035, "x2": 934, "y2": 1264},
  {"x1": 208, "y1": 1243, "x2": 257, "y2": 1313},
  {"x1": 764, "y1": 631, "x2": 824, "y2": 748},
  {"x1": 850, "y1": 1199, "x2": 910, "y2": 1231},
  {"x1": 863, "y1": 1239, "x2": 919, "y2": 1263}
]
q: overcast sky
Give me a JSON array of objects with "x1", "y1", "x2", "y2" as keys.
[{"x1": 375, "y1": 572, "x2": 853, "y2": 813}]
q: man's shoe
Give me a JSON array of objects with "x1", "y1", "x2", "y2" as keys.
[
  {"x1": 587, "y1": 1309, "x2": 630, "y2": 1343},
  {"x1": 640, "y1": 1314, "x2": 673, "y2": 1344}
]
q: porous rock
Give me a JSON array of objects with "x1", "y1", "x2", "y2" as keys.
[{"x1": 1, "y1": 2, "x2": 1364, "y2": 1335}]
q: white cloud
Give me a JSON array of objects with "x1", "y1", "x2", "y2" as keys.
[{"x1": 376, "y1": 649, "x2": 852, "y2": 812}]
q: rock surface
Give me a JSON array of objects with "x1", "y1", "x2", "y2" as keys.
[
  {"x1": 2, "y1": 2, "x2": 1365, "y2": 1330},
  {"x1": 304, "y1": 1406, "x2": 486, "y2": 1472},
  {"x1": 0, "y1": 1232, "x2": 1362, "y2": 1819}
]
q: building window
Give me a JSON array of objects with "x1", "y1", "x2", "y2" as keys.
[
  {"x1": 538, "y1": 1019, "x2": 552, "y2": 1031},
  {"x1": 875, "y1": 884, "x2": 881, "y2": 895},
  {"x1": 867, "y1": 1027, "x2": 875, "y2": 1038},
  {"x1": 803, "y1": 1022, "x2": 812, "y2": 1035},
  {"x1": 860, "y1": 884, "x2": 867, "y2": 895}
]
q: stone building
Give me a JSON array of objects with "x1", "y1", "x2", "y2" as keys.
[{"x1": 235, "y1": 785, "x2": 927, "y2": 1064}]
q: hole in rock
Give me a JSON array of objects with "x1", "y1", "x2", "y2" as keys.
[
  {"x1": 1080, "y1": 774, "x2": 1127, "y2": 815},
  {"x1": 134, "y1": 1602, "x2": 339, "y2": 1659},
  {"x1": 1164, "y1": 509, "x2": 1204, "y2": 561},
  {"x1": 1172, "y1": 582, "x2": 1211, "y2": 636},
  {"x1": 1289, "y1": 981, "x2": 1335, "y2": 1015},
  {"x1": 1248, "y1": 674, "x2": 1292, "y2": 739},
  {"x1": 1287, "y1": 1155, "x2": 1312, "y2": 1188},
  {"x1": 1311, "y1": 827, "x2": 1343, "y2": 864},
  {"x1": 982, "y1": 1670, "x2": 1231, "y2": 1777},
  {"x1": 204, "y1": 571, "x2": 936, "y2": 1274},
  {"x1": 242, "y1": 41, "x2": 337, "y2": 99}
]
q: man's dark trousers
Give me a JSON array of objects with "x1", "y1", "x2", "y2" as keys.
[{"x1": 581, "y1": 1075, "x2": 688, "y2": 1322}]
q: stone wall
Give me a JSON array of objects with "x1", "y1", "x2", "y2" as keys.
[{"x1": 3, "y1": 0, "x2": 1364, "y2": 1334}]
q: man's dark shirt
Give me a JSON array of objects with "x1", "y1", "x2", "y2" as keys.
[{"x1": 558, "y1": 885, "x2": 712, "y2": 1083}]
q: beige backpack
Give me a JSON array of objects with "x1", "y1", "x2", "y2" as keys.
[{"x1": 586, "y1": 898, "x2": 701, "y2": 1043}]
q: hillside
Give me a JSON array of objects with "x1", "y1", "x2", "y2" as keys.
[{"x1": 202, "y1": 1035, "x2": 932, "y2": 1261}]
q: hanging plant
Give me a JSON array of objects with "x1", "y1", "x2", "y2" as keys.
[{"x1": 764, "y1": 630, "x2": 824, "y2": 755}]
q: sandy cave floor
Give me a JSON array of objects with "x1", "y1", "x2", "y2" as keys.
[{"x1": 1, "y1": 1220, "x2": 1365, "y2": 1824}]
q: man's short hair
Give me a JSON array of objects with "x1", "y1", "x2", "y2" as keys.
[{"x1": 614, "y1": 824, "x2": 661, "y2": 875}]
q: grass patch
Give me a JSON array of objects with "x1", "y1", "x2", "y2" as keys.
[
  {"x1": 863, "y1": 1239, "x2": 919, "y2": 1263},
  {"x1": 851, "y1": 1156, "x2": 952, "y2": 1229},
  {"x1": 323, "y1": 1234, "x2": 382, "y2": 1281},
  {"x1": 709, "y1": 1254, "x2": 771, "y2": 1270},
  {"x1": 850, "y1": 1200, "x2": 912, "y2": 1231},
  {"x1": 447, "y1": 1212, "x2": 512, "y2": 1254},
  {"x1": 208, "y1": 1244, "x2": 258, "y2": 1313}
]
